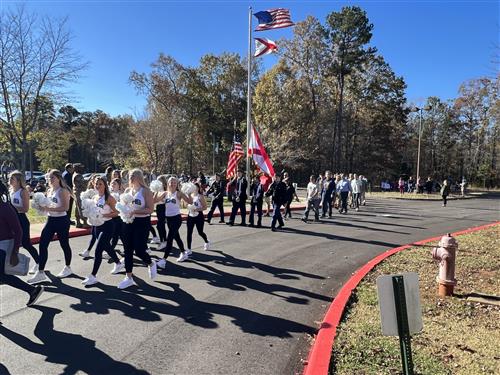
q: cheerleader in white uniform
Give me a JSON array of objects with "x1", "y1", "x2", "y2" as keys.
[
  {"x1": 186, "y1": 182, "x2": 210, "y2": 256},
  {"x1": 109, "y1": 178, "x2": 124, "y2": 253}
]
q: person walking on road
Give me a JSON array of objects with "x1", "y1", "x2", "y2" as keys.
[
  {"x1": 72, "y1": 164, "x2": 89, "y2": 228},
  {"x1": 0, "y1": 180, "x2": 45, "y2": 306},
  {"x1": 398, "y1": 177, "x2": 405, "y2": 196},
  {"x1": 337, "y1": 174, "x2": 352, "y2": 214},
  {"x1": 152, "y1": 175, "x2": 169, "y2": 250},
  {"x1": 28, "y1": 170, "x2": 74, "y2": 284},
  {"x1": 260, "y1": 173, "x2": 273, "y2": 216},
  {"x1": 227, "y1": 170, "x2": 247, "y2": 226},
  {"x1": 302, "y1": 175, "x2": 320, "y2": 222},
  {"x1": 109, "y1": 178, "x2": 125, "y2": 254},
  {"x1": 81, "y1": 177, "x2": 125, "y2": 286},
  {"x1": 440, "y1": 179, "x2": 451, "y2": 207},
  {"x1": 351, "y1": 174, "x2": 362, "y2": 211},
  {"x1": 248, "y1": 174, "x2": 264, "y2": 228},
  {"x1": 266, "y1": 173, "x2": 287, "y2": 232},
  {"x1": 156, "y1": 176, "x2": 193, "y2": 268},
  {"x1": 8, "y1": 171, "x2": 40, "y2": 274},
  {"x1": 284, "y1": 178, "x2": 299, "y2": 219},
  {"x1": 186, "y1": 182, "x2": 210, "y2": 257},
  {"x1": 62, "y1": 163, "x2": 75, "y2": 225},
  {"x1": 320, "y1": 171, "x2": 335, "y2": 218},
  {"x1": 206, "y1": 173, "x2": 225, "y2": 224},
  {"x1": 117, "y1": 169, "x2": 157, "y2": 290}
]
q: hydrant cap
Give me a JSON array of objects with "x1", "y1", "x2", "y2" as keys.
[{"x1": 440, "y1": 233, "x2": 457, "y2": 248}]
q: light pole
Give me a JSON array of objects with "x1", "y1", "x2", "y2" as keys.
[{"x1": 410, "y1": 105, "x2": 432, "y2": 185}]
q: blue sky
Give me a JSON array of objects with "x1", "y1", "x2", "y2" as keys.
[{"x1": 2, "y1": 0, "x2": 498, "y2": 116}]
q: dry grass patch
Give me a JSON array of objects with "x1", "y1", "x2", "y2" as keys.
[{"x1": 331, "y1": 225, "x2": 500, "y2": 375}]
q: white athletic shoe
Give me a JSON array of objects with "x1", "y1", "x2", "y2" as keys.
[
  {"x1": 27, "y1": 270, "x2": 50, "y2": 284},
  {"x1": 81, "y1": 274, "x2": 98, "y2": 286},
  {"x1": 204, "y1": 241, "x2": 211, "y2": 251},
  {"x1": 158, "y1": 241, "x2": 167, "y2": 250},
  {"x1": 148, "y1": 261, "x2": 157, "y2": 280},
  {"x1": 56, "y1": 266, "x2": 73, "y2": 278},
  {"x1": 177, "y1": 252, "x2": 189, "y2": 263},
  {"x1": 110, "y1": 262, "x2": 125, "y2": 274},
  {"x1": 150, "y1": 237, "x2": 160, "y2": 244},
  {"x1": 156, "y1": 258, "x2": 167, "y2": 269},
  {"x1": 29, "y1": 263, "x2": 39, "y2": 274},
  {"x1": 117, "y1": 276, "x2": 137, "y2": 289},
  {"x1": 185, "y1": 248, "x2": 193, "y2": 256},
  {"x1": 79, "y1": 250, "x2": 91, "y2": 258}
]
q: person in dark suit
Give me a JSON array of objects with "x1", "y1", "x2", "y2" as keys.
[
  {"x1": 62, "y1": 163, "x2": 74, "y2": 225},
  {"x1": 206, "y1": 173, "x2": 225, "y2": 224},
  {"x1": 226, "y1": 170, "x2": 247, "y2": 226},
  {"x1": 320, "y1": 170, "x2": 335, "y2": 218},
  {"x1": 266, "y1": 173, "x2": 287, "y2": 231},
  {"x1": 248, "y1": 175, "x2": 264, "y2": 228}
]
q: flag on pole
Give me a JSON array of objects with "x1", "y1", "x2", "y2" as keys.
[
  {"x1": 226, "y1": 136, "x2": 244, "y2": 179},
  {"x1": 254, "y1": 38, "x2": 278, "y2": 57},
  {"x1": 248, "y1": 124, "x2": 275, "y2": 177},
  {"x1": 254, "y1": 8, "x2": 294, "y2": 31}
]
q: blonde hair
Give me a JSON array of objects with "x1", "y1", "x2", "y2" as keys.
[
  {"x1": 167, "y1": 176, "x2": 178, "y2": 192},
  {"x1": 48, "y1": 169, "x2": 70, "y2": 193},
  {"x1": 8, "y1": 170, "x2": 26, "y2": 190},
  {"x1": 129, "y1": 168, "x2": 148, "y2": 189}
]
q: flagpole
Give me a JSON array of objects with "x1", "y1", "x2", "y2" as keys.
[{"x1": 246, "y1": 6, "x2": 252, "y2": 193}]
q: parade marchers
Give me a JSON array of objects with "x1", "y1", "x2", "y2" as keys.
[{"x1": 1, "y1": 166, "x2": 370, "y2": 306}]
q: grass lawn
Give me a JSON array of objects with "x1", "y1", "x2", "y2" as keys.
[{"x1": 331, "y1": 225, "x2": 500, "y2": 375}]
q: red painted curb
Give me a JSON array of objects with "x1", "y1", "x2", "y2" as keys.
[
  {"x1": 30, "y1": 205, "x2": 307, "y2": 245},
  {"x1": 302, "y1": 221, "x2": 500, "y2": 375}
]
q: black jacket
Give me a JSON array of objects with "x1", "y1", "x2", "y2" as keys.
[
  {"x1": 231, "y1": 177, "x2": 247, "y2": 201},
  {"x1": 62, "y1": 170, "x2": 73, "y2": 189},
  {"x1": 266, "y1": 181, "x2": 287, "y2": 206},
  {"x1": 250, "y1": 182, "x2": 264, "y2": 203},
  {"x1": 207, "y1": 180, "x2": 225, "y2": 200}
]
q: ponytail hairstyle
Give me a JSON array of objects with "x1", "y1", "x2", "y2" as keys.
[
  {"x1": 129, "y1": 168, "x2": 148, "y2": 190},
  {"x1": 8, "y1": 170, "x2": 27, "y2": 191},
  {"x1": 95, "y1": 176, "x2": 111, "y2": 202},
  {"x1": 158, "y1": 175, "x2": 169, "y2": 191},
  {"x1": 0, "y1": 179, "x2": 10, "y2": 203}
]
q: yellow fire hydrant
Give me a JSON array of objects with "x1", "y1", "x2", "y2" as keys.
[{"x1": 431, "y1": 233, "x2": 458, "y2": 297}]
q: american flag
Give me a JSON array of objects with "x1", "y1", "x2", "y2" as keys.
[
  {"x1": 254, "y1": 8, "x2": 294, "y2": 32},
  {"x1": 226, "y1": 136, "x2": 244, "y2": 179}
]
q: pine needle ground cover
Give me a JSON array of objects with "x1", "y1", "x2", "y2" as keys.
[{"x1": 331, "y1": 225, "x2": 500, "y2": 375}]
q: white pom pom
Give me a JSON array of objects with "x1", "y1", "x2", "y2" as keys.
[
  {"x1": 150, "y1": 180, "x2": 164, "y2": 193},
  {"x1": 80, "y1": 189, "x2": 98, "y2": 201},
  {"x1": 32, "y1": 192, "x2": 52, "y2": 215},
  {"x1": 116, "y1": 201, "x2": 134, "y2": 224},
  {"x1": 181, "y1": 182, "x2": 197, "y2": 196},
  {"x1": 120, "y1": 193, "x2": 134, "y2": 205}
]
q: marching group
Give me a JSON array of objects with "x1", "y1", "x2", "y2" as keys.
[{"x1": 0, "y1": 164, "x2": 368, "y2": 307}]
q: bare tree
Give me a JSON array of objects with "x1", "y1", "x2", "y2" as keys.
[{"x1": 0, "y1": 5, "x2": 87, "y2": 170}]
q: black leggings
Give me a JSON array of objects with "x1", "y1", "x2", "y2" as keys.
[
  {"x1": 156, "y1": 204, "x2": 167, "y2": 242},
  {"x1": 123, "y1": 217, "x2": 153, "y2": 273},
  {"x1": 17, "y1": 213, "x2": 39, "y2": 263},
  {"x1": 164, "y1": 214, "x2": 184, "y2": 258},
  {"x1": 0, "y1": 249, "x2": 33, "y2": 295},
  {"x1": 86, "y1": 226, "x2": 97, "y2": 252},
  {"x1": 186, "y1": 213, "x2": 208, "y2": 249},
  {"x1": 110, "y1": 216, "x2": 124, "y2": 251},
  {"x1": 39, "y1": 216, "x2": 72, "y2": 271},
  {"x1": 91, "y1": 221, "x2": 120, "y2": 276}
]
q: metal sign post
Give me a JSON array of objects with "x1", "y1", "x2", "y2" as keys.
[{"x1": 392, "y1": 275, "x2": 414, "y2": 375}]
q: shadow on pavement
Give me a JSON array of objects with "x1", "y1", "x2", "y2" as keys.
[{"x1": 0, "y1": 306, "x2": 150, "y2": 374}]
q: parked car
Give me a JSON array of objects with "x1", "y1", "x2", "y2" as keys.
[
  {"x1": 83, "y1": 172, "x2": 106, "y2": 183},
  {"x1": 25, "y1": 171, "x2": 45, "y2": 182}
]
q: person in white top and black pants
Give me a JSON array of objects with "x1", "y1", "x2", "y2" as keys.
[
  {"x1": 302, "y1": 175, "x2": 320, "y2": 222},
  {"x1": 186, "y1": 182, "x2": 210, "y2": 256}
]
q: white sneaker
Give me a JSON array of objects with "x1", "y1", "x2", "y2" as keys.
[
  {"x1": 117, "y1": 276, "x2": 137, "y2": 289},
  {"x1": 158, "y1": 241, "x2": 167, "y2": 250},
  {"x1": 177, "y1": 252, "x2": 189, "y2": 262},
  {"x1": 81, "y1": 274, "x2": 98, "y2": 286},
  {"x1": 56, "y1": 266, "x2": 73, "y2": 278},
  {"x1": 185, "y1": 248, "x2": 193, "y2": 256},
  {"x1": 102, "y1": 253, "x2": 111, "y2": 260},
  {"x1": 79, "y1": 250, "x2": 91, "y2": 258},
  {"x1": 150, "y1": 236, "x2": 160, "y2": 244},
  {"x1": 148, "y1": 261, "x2": 157, "y2": 280},
  {"x1": 29, "y1": 263, "x2": 39, "y2": 274},
  {"x1": 27, "y1": 271, "x2": 50, "y2": 284},
  {"x1": 204, "y1": 241, "x2": 210, "y2": 251},
  {"x1": 156, "y1": 258, "x2": 167, "y2": 269},
  {"x1": 110, "y1": 262, "x2": 125, "y2": 274}
]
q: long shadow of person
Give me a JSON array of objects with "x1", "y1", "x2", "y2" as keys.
[
  {"x1": 0, "y1": 306, "x2": 150, "y2": 375},
  {"x1": 0, "y1": 362, "x2": 11, "y2": 375}
]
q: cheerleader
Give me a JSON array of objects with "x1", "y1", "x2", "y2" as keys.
[
  {"x1": 153, "y1": 175, "x2": 169, "y2": 250},
  {"x1": 8, "y1": 171, "x2": 40, "y2": 273},
  {"x1": 28, "y1": 169, "x2": 74, "y2": 284},
  {"x1": 186, "y1": 182, "x2": 210, "y2": 256},
  {"x1": 81, "y1": 176, "x2": 125, "y2": 286},
  {"x1": 117, "y1": 169, "x2": 157, "y2": 289},
  {"x1": 109, "y1": 178, "x2": 124, "y2": 253},
  {"x1": 156, "y1": 176, "x2": 192, "y2": 268}
]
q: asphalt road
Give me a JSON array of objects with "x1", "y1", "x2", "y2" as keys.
[{"x1": 1, "y1": 195, "x2": 499, "y2": 375}]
